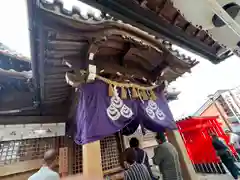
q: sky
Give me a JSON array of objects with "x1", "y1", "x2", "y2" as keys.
[{"x1": 1, "y1": 0, "x2": 240, "y2": 119}]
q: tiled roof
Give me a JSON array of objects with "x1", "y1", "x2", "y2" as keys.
[
  {"x1": 161, "y1": 41, "x2": 198, "y2": 67},
  {"x1": 39, "y1": 0, "x2": 197, "y2": 66},
  {"x1": 0, "y1": 42, "x2": 32, "y2": 80},
  {"x1": 0, "y1": 43, "x2": 30, "y2": 62},
  {"x1": 78, "y1": 0, "x2": 232, "y2": 63}
]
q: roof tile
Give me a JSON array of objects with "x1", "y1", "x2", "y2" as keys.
[{"x1": 39, "y1": 0, "x2": 197, "y2": 66}]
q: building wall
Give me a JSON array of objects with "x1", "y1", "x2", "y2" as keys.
[{"x1": 200, "y1": 102, "x2": 228, "y2": 130}]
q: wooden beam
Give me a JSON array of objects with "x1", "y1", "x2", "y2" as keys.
[
  {"x1": 166, "y1": 130, "x2": 198, "y2": 180},
  {"x1": 59, "y1": 147, "x2": 69, "y2": 177},
  {"x1": 0, "y1": 159, "x2": 42, "y2": 177},
  {"x1": 0, "y1": 91, "x2": 34, "y2": 111},
  {"x1": 0, "y1": 116, "x2": 66, "y2": 124},
  {"x1": 103, "y1": 167, "x2": 122, "y2": 175},
  {"x1": 64, "y1": 56, "x2": 154, "y2": 80},
  {"x1": 83, "y1": 141, "x2": 103, "y2": 178}
]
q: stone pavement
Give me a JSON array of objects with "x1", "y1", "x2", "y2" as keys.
[
  {"x1": 199, "y1": 174, "x2": 233, "y2": 180},
  {"x1": 152, "y1": 166, "x2": 234, "y2": 179}
]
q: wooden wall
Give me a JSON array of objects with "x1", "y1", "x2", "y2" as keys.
[{"x1": 0, "y1": 135, "x2": 123, "y2": 179}]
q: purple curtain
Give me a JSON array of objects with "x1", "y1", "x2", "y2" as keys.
[{"x1": 74, "y1": 80, "x2": 177, "y2": 145}]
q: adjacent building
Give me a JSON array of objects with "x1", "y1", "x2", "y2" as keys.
[{"x1": 194, "y1": 87, "x2": 240, "y2": 132}]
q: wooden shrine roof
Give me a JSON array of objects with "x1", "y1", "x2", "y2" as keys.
[
  {"x1": 26, "y1": 0, "x2": 198, "y2": 106},
  {"x1": 0, "y1": 42, "x2": 31, "y2": 81},
  {"x1": 79, "y1": 0, "x2": 233, "y2": 64},
  {"x1": 0, "y1": 43, "x2": 35, "y2": 113}
]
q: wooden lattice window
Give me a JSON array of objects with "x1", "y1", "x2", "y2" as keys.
[
  {"x1": 71, "y1": 135, "x2": 122, "y2": 174},
  {"x1": 0, "y1": 135, "x2": 122, "y2": 173},
  {"x1": 0, "y1": 137, "x2": 66, "y2": 166},
  {"x1": 72, "y1": 143, "x2": 82, "y2": 174},
  {"x1": 100, "y1": 135, "x2": 121, "y2": 171}
]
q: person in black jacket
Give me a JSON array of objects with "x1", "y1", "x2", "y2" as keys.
[
  {"x1": 129, "y1": 137, "x2": 154, "y2": 178},
  {"x1": 123, "y1": 148, "x2": 152, "y2": 180},
  {"x1": 210, "y1": 133, "x2": 239, "y2": 180}
]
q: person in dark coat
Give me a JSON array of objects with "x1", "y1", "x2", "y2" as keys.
[
  {"x1": 129, "y1": 137, "x2": 154, "y2": 178},
  {"x1": 210, "y1": 133, "x2": 239, "y2": 180}
]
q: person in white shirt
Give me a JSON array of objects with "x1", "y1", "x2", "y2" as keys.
[
  {"x1": 28, "y1": 149, "x2": 60, "y2": 180},
  {"x1": 226, "y1": 130, "x2": 240, "y2": 155}
]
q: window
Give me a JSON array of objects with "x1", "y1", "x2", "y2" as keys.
[
  {"x1": 100, "y1": 135, "x2": 121, "y2": 171},
  {"x1": 72, "y1": 142, "x2": 82, "y2": 174},
  {"x1": 224, "y1": 94, "x2": 240, "y2": 117},
  {"x1": 0, "y1": 137, "x2": 66, "y2": 166},
  {"x1": 217, "y1": 96, "x2": 234, "y2": 117}
]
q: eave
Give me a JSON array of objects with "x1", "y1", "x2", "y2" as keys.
[
  {"x1": 0, "y1": 42, "x2": 32, "y2": 88},
  {"x1": 0, "y1": 43, "x2": 34, "y2": 114},
  {"x1": 27, "y1": 0, "x2": 198, "y2": 109},
  {"x1": 78, "y1": 0, "x2": 232, "y2": 64}
]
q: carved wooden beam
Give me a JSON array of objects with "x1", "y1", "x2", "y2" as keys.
[
  {"x1": 64, "y1": 56, "x2": 154, "y2": 78},
  {"x1": 0, "y1": 91, "x2": 35, "y2": 111}
]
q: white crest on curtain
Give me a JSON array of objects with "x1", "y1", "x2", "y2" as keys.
[
  {"x1": 106, "y1": 86, "x2": 133, "y2": 121},
  {"x1": 145, "y1": 100, "x2": 166, "y2": 121}
]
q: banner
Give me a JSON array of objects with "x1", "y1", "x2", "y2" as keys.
[{"x1": 74, "y1": 80, "x2": 177, "y2": 144}]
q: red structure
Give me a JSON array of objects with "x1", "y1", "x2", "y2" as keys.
[{"x1": 177, "y1": 116, "x2": 236, "y2": 173}]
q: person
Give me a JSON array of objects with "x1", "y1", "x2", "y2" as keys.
[
  {"x1": 226, "y1": 130, "x2": 240, "y2": 155},
  {"x1": 210, "y1": 132, "x2": 239, "y2": 180},
  {"x1": 123, "y1": 148, "x2": 152, "y2": 180},
  {"x1": 129, "y1": 137, "x2": 154, "y2": 178},
  {"x1": 152, "y1": 132, "x2": 182, "y2": 180},
  {"x1": 28, "y1": 149, "x2": 60, "y2": 180}
]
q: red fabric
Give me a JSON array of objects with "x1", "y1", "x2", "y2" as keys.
[{"x1": 177, "y1": 116, "x2": 236, "y2": 164}]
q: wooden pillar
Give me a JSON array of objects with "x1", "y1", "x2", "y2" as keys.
[
  {"x1": 83, "y1": 140, "x2": 103, "y2": 178},
  {"x1": 59, "y1": 147, "x2": 69, "y2": 177},
  {"x1": 67, "y1": 139, "x2": 73, "y2": 175},
  {"x1": 166, "y1": 130, "x2": 198, "y2": 180}
]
